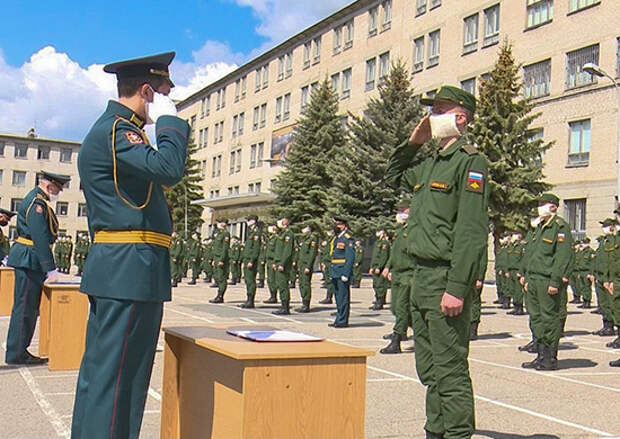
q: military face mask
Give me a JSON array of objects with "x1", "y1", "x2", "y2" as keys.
[{"x1": 429, "y1": 113, "x2": 461, "y2": 139}]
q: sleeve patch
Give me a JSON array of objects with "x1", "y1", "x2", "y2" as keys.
[
  {"x1": 285, "y1": 236, "x2": 290, "y2": 242},
  {"x1": 558, "y1": 233, "x2": 565, "y2": 243},
  {"x1": 125, "y1": 131, "x2": 144, "y2": 145},
  {"x1": 466, "y1": 171, "x2": 484, "y2": 193},
  {"x1": 336, "y1": 242, "x2": 346, "y2": 249}
]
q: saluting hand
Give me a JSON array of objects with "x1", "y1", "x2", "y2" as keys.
[
  {"x1": 441, "y1": 292, "x2": 463, "y2": 317},
  {"x1": 409, "y1": 114, "x2": 432, "y2": 145},
  {"x1": 548, "y1": 286, "x2": 558, "y2": 295}
]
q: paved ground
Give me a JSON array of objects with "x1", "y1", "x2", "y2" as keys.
[{"x1": 1, "y1": 276, "x2": 620, "y2": 439}]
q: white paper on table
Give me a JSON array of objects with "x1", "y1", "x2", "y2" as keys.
[{"x1": 227, "y1": 329, "x2": 324, "y2": 342}]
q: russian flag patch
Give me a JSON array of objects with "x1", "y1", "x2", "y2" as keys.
[{"x1": 466, "y1": 171, "x2": 484, "y2": 193}]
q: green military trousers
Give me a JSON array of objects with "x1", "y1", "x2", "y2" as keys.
[
  {"x1": 323, "y1": 263, "x2": 334, "y2": 298},
  {"x1": 267, "y1": 264, "x2": 277, "y2": 296},
  {"x1": 258, "y1": 262, "x2": 265, "y2": 283},
  {"x1": 595, "y1": 279, "x2": 613, "y2": 322},
  {"x1": 527, "y1": 275, "x2": 562, "y2": 348},
  {"x1": 373, "y1": 274, "x2": 389, "y2": 301},
  {"x1": 71, "y1": 296, "x2": 162, "y2": 439},
  {"x1": 231, "y1": 261, "x2": 240, "y2": 281},
  {"x1": 409, "y1": 264, "x2": 474, "y2": 439},
  {"x1": 214, "y1": 264, "x2": 228, "y2": 295},
  {"x1": 510, "y1": 272, "x2": 524, "y2": 307},
  {"x1": 276, "y1": 267, "x2": 291, "y2": 302},
  {"x1": 203, "y1": 260, "x2": 213, "y2": 279},
  {"x1": 471, "y1": 284, "x2": 483, "y2": 325},
  {"x1": 5, "y1": 268, "x2": 46, "y2": 363},
  {"x1": 191, "y1": 261, "x2": 201, "y2": 281},
  {"x1": 391, "y1": 271, "x2": 413, "y2": 336},
  {"x1": 579, "y1": 273, "x2": 592, "y2": 302},
  {"x1": 353, "y1": 264, "x2": 363, "y2": 286},
  {"x1": 570, "y1": 274, "x2": 580, "y2": 300},
  {"x1": 298, "y1": 268, "x2": 312, "y2": 302},
  {"x1": 611, "y1": 276, "x2": 620, "y2": 326},
  {"x1": 243, "y1": 263, "x2": 258, "y2": 299}
]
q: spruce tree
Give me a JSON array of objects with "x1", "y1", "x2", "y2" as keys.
[
  {"x1": 165, "y1": 140, "x2": 204, "y2": 237},
  {"x1": 270, "y1": 79, "x2": 346, "y2": 233},
  {"x1": 468, "y1": 40, "x2": 552, "y2": 240},
  {"x1": 325, "y1": 60, "x2": 424, "y2": 238}
]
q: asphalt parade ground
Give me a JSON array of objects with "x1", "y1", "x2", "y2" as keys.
[{"x1": 2, "y1": 276, "x2": 620, "y2": 439}]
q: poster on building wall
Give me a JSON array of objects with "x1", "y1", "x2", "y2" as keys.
[{"x1": 270, "y1": 124, "x2": 296, "y2": 164}]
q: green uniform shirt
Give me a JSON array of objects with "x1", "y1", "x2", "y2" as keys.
[
  {"x1": 298, "y1": 234, "x2": 318, "y2": 271},
  {"x1": 371, "y1": 238, "x2": 391, "y2": 271},
  {"x1": 212, "y1": 229, "x2": 230, "y2": 264},
  {"x1": 275, "y1": 228, "x2": 295, "y2": 268},
  {"x1": 387, "y1": 224, "x2": 415, "y2": 273},
  {"x1": 525, "y1": 215, "x2": 573, "y2": 288},
  {"x1": 242, "y1": 226, "x2": 262, "y2": 264}
]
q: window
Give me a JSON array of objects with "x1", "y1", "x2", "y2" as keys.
[
  {"x1": 14, "y1": 143, "x2": 28, "y2": 159},
  {"x1": 201, "y1": 96, "x2": 209, "y2": 118},
  {"x1": 229, "y1": 151, "x2": 236, "y2": 175},
  {"x1": 565, "y1": 199, "x2": 586, "y2": 240},
  {"x1": 60, "y1": 148, "x2": 72, "y2": 163},
  {"x1": 283, "y1": 93, "x2": 291, "y2": 121},
  {"x1": 189, "y1": 115, "x2": 196, "y2": 130},
  {"x1": 260, "y1": 103, "x2": 267, "y2": 128},
  {"x1": 285, "y1": 53, "x2": 293, "y2": 78},
  {"x1": 56, "y1": 202, "x2": 68, "y2": 216},
  {"x1": 483, "y1": 4, "x2": 500, "y2": 47},
  {"x1": 221, "y1": 87, "x2": 226, "y2": 108},
  {"x1": 413, "y1": 37, "x2": 424, "y2": 72},
  {"x1": 368, "y1": 7, "x2": 378, "y2": 36},
  {"x1": 253, "y1": 106, "x2": 260, "y2": 130},
  {"x1": 331, "y1": 73, "x2": 340, "y2": 97},
  {"x1": 236, "y1": 148, "x2": 242, "y2": 173},
  {"x1": 379, "y1": 51, "x2": 390, "y2": 80},
  {"x1": 568, "y1": 119, "x2": 591, "y2": 166},
  {"x1": 239, "y1": 112, "x2": 245, "y2": 135},
  {"x1": 241, "y1": 76, "x2": 247, "y2": 98},
  {"x1": 257, "y1": 142, "x2": 264, "y2": 167},
  {"x1": 523, "y1": 59, "x2": 551, "y2": 98},
  {"x1": 461, "y1": 78, "x2": 476, "y2": 95},
  {"x1": 344, "y1": 20, "x2": 354, "y2": 49},
  {"x1": 262, "y1": 65, "x2": 269, "y2": 89},
  {"x1": 227, "y1": 186, "x2": 234, "y2": 196},
  {"x1": 278, "y1": 56, "x2": 285, "y2": 81},
  {"x1": 430, "y1": 0, "x2": 442, "y2": 8},
  {"x1": 77, "y1": 203, "x2": 87, "y2": 217},
  {"x1": 0, "y1": 141, "x2": 4, "y2": 156},
  {"x1": 313, "y1": 37, "x2": 322, "y2": 64},
  {"x1": 232, "y1": 115, "x2": 239, "y2": 137},
  {"x1": 255, "y1": 68, "x2": 262, "y2": 92},
  {"x1": 12, "y1": 171, "x2": 26, "y2": 187},
  {"x1": 199, "y1": 129, "x2": 204, "y2": 148},
  {"x1": 416, "y1": 0, "x2": 427, "y2": 16},
  {"x1": 211, "y1": 157, "x2": 217, "y2": 177},
  {"x1": 463, "y1": 14, "x2": 479, "y2": 54},
  {"x1": 428, "y1": 30, "x2": 440, "y2": 67},
  {"x1": 235, "y1": 80, "x2": 240, "y2": 102},
  {"x1": 10, "y1": 198, "x2": 22, "y2": 212},
  {"x1": 527, "y1": 0, "x2": 553, "y2": 28},
  {"x1": 203, "y1": 128, "x2": 208, "y2": 148},
  {"x1": 275, "y1": 97, "x2": 283, "y2": 123},
  {"x1": 333, "y1": 27, "x2": 342, "y2": 54},
  {"x1": 382, "y1": 0, "x2": 392, "y2": 30},
  {"x1": 0, "y1": 169, "x2": 3, "y2": 184},
  {"x1": 201, "y1": 160, "x2": 207, "y2": 178},
  {"x1": 250, "y1": 144, "x2": 258, "y2": 169},
  {"x1": 37, "y1": 145, "x2": 50, "y2": 160},
  {"x1": 248, "y1": 183, "x2": 255, "y2": 193},
  {"x1": 365, "y1": 58, "x2": 376, "y2": 91},
  {"x1": 569, "y1": 0, "x2": 599, "y2": 13},
  {"x1": 341, "y1": 68, "x2": 352, "y2": 99},
  {"x1": 311, "y1": 82, "x2": 319, "y2": 94},
  {"x1": 301, "y1": 86, "x2": 309, "y2": 109},
  {"x1": 303, "y1": 42, "x2": 311, "y2": 69},
  {"x1": 528, "y1": 129, "x2": 545, "y2": 165},
  {"x1": 566, "y1": 44, "x2": 599, "y2": 89}
]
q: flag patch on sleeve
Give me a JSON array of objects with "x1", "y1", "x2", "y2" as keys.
[
  {"x1": 125, "y1": 131, "x2": 143, "y2": 145},
  {"x1": 466, "y1": 171, "x2": 484, "y2": 193},
  {"x1": 558, "y1": 233, "x2": 565, "y2": 243}
]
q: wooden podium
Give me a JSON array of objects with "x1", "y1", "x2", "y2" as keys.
[
  {"x1": 0, "y1": 267, "x2": 15, "y2": 316},
  {"x1": 161, "y1": 326, "x2": 374, "y2": 439},
  {"x1": 39, "y1": 282, "x2": 89, "y2": 371}
]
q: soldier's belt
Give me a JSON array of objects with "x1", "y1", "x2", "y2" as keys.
[
  {"x1": 93, "y1": 230, "x2": 172, "y2": 249},
  {"x1": 16, "y1": 237, "x2": 34, "y2": 246},
  {"x1": 331, "y1": 259, "x2": 346, "y2": 264}
]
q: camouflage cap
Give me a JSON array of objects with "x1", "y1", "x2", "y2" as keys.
[{"x1": 420, "y1": 85, "x2": 476, "y2": 113}]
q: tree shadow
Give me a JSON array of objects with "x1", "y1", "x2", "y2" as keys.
[
  {"x1": 557, "y1": 358, "x2": 597, "y2": 370},
  {"x1": 347, "y1": 321, "x2": 385, "y2": 328},
  {"x1": 481, "y1": 311, "x2": 497, "y2": 316},
  {"x1": 566, "y1": 311, "x2": 582, "y2": 315},
  {"x1": 475, "y1": 332, "x2": 512, "y2": 340},
  {"x1": 475, "y1": 430, "x2": 559, "y2": 439}
]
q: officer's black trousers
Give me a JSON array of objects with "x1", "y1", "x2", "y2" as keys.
[{"x1": 331, "y1": 277, "x2": 351, "y2": 326}]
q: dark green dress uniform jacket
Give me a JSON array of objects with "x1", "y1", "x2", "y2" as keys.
[
  {"x1": 386, "y1": 137, "x2": 489, "y2": 299},
  {"x1": 8, "y1": 187, "x2": 58, "y2": 272},
  {"x1": 298, "y1": 235, "x2": 318, "y2": 272},
  {"x1": 275, "y1": 229, "x2": 295, "y2": 268},
  {"x1": 329, "y1": 231, "x2": 355, "y2": 279},
  {"x1": 212, "y1": 229, "x2": 230, "y2": 265},
  {"x1": 78, "y1": 100, "x2": 189, "y2": 302},
  {"x1": 525, "y1": 215, "x2": 573, "y2": 288},
  {"x1": 242, "y1": 226, "x2": 261, "y2": 265}
]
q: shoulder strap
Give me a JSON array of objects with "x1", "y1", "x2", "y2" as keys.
[{"x1": 461, "y1": 144, "x2": 478, "y2": 155}]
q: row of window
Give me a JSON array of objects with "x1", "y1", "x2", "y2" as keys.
[
  {"x1": 0, "y1": 141, "x2": 73, "y2": 162},
  {"x1": 207, "y1": 180, "x2": 264, "y2": 200},
  {"x1": 415, "y1": 0, "x2": 442, "y2": 16},
  {"x1": 5, "y1": 198, "x2": 86, "y2": 216},
  {"x1": 205, "y1": 142, "x2": 266, "y2": 179},
  {"x1": 0, "y1": 171, "x2": 76, "y2": 189},
  {"x1": 525, "y1": 118, "x2": 591, "y2": 167}
]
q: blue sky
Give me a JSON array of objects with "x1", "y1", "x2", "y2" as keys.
[{"x1": 0, "y1": 0, "x2": 350, "y2": 140}]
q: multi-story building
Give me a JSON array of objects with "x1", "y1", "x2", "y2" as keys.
[
  {"x1": 177, "y1": 0, "x2": 620, "y2": 241},
  {"x1": 0, "y1": 129, "x2": 87, "y2": 240}
]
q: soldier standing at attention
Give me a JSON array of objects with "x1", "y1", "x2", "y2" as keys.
[
  {"x1": 518, "y1": 213, "x2": 542, "y2": 353},
  {"x1": 188, "y1": 232, "x2": 202, "y2": 285},
  {"x1": 592, "y1": 219, "x2": 616, "y2": 336},
  {"x1": 295, "y1": 224, "x2": 318, "y2": 313},
  {"x1": 264, "y1": 224, "x2": 279, "y2": 304},
  {"x1": 257, "y1": 233, "x2": 267, "y2": 288},
  {"x1": 202, "y1": 238, "x2": 214, "y2": 283},
  {"x1": 240, "y1": 215, "x2": 261, "y2": 308},
  {"x1": 210, "y1": 218, "x2": 230, "y2": 303},
  {"x1": 273, "y1": 217, "x2": 295, "y2": 315},
  {"x1": 369, "y1": 229, "x2": 390, "y2": 310},
  {"x1": 577, "y1": 237, "x2": 594, "y2": 309},
  {"x1": 0, "y1": 208, "x2": 17, "y2": 264},
  {"x1": 319, "y1": 232, "x2": 335, "y2": 304},
  {"x1": 328, "y1": 217, "x2": 355, "y2": 327},
  {"x1": 54, "y1": 238, "x2": 63, "y2": 273},
  {"x1": 5, "y1": 171, "x2": 68, "y2": 365},
  {"x1": 65, "y1": 235, "x2": 74, "y2": 274},
  {"x1": 469, "y1": 245, "x2": 488, "y2": 341},
  {"x1": 352, "y1": 240, "x2": 364, "y2": 288},
  {"x1": 71, "y1": 52, "x2": 189, "y2": 439},
  {"x1": 289, "y1": 241, "x2": 299, "y2": 289},
  {"x1": 522, "y1": 194, "x2": 573, "y2": 371},
  {"x1": 229, "y1": 236, "x2": 242, "y2": 285},
  {"x1": 507, "y1": 232, "x2": 526, "y2": 316},
  {"x1": 386, "y1": 86, "x2": 487, "y2": 439}
]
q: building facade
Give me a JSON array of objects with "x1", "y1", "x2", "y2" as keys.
[
  {"x1": 0, "y1": 130, "x2": 87, "y2": 241},
  {"x1": 177, "y1": 0, "x2": 619, "y2": 241}
]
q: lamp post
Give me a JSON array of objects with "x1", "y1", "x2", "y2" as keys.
[{"x1": 582, "y1": 63, "x2": 620, "y2": 200}]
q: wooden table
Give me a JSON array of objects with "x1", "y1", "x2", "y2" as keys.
[
  {"x1": 39, "y1": 281, "x2": 89, "y2": 371},
  {"x1": 161, "y1": 326, "x2": 374, "y2": 439},
  {"x1": 0, "y1": 267, "x2": 15, "y2": 316}
]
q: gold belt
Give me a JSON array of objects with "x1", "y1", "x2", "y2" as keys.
[
  {"x1": 93, "y1": 230, "x2": 172, "y2": 249},
  {"x1": 331, "y1": 259, "x2": 346, "y2": 264},
  {"x1": 16, "y1": 237, "x2": 34, "y2": 246}
]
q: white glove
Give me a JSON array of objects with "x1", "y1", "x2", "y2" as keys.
[
  {"x1": 147, "y1": 92, "x2": 177, "y2": 124},
  {"x1": 46, "y1": 269, "x2": 60, "y2": 283},
  {"x1": 1, "y1": 257, "x2": 7, "y2": 266},
  {"x1": 341, "y1": 276, "x2": 349, "y2": 282}
]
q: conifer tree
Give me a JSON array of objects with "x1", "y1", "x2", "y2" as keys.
[
  {"x1": 165, "y1": 140, "x2": 204, "y2": 237},
  {"x1": 270, "y1": 79, "x2": 346, "y2": 233},
  {"x1": 325, "y1": 60, "x2": 424, "y2": 238}
]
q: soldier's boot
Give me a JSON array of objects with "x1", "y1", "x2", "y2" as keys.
[
  {"x1": 318, "y1": 293, "x2": 333, "y2": 305},
  {"x1": 257, "y1": 279, "x2": 265, "y2": 288},
  {"x1": 513, "y1": 305, "x2": 527, "y2": 316},
  {"x1": 560, "y1": 317, "x2": 567, "y2": 337},
  {"x1": 209, "y1": 293, "x2": 224, "y2": 304},
  {"x1": 521, "y1": 343, "x2": 543, "y2": 369},
  {"x1": 371, "y1": 297, "x2": 385, "y2": 311},
  {"x1": 229, "y1": 278, "x2": 237, "y2": 286},
  {"x1": 380, "y1": 333, "x2": 402, "y2": 354},
  {"x1": 273, "y1": 300, "x2": 290, "y2": 315},
  {"x1": 593, "y1": 319, "x2": 607, "y2": 335},
  {"x1": 518, "y1": 338, "x2": 536, "y2": 352},
  {"x1": 469, "y1": 322, "x2": 479, "y2": 341},
  {"x1": 610, "y1": 358, "x2": 620, "y2": 367},
  {"x1": 188, "y1": 278, "x2": 197, "y2": 285},
  {"x1": 204, "y1": 275, "x2": 212, "y2": 283},
  {"x1": 605, "y1": 328, "x2": 620, "y2": 348},
  {"x1": 382, "y1": 332, "x2": 395, "y2": 340},
  {"x1": 501, "y1": 297, "x2": 512, "y2": 309},
  {"x1": 239, "y1": 296, "x2": 255, "y2": 309},
  {"x1": 263, "y1": 291, "x2": 278, "y2": 304},
  {"x1": 536, "y1": 345, "x2": 558, "y2": 371},
  {"x1": 294, "y1": 300, "x2": 310, "y2": 313},
  {"x1": 600, "y1": 320, "x2": 616, "y2": 336}
]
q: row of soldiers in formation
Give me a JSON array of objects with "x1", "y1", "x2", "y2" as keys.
[{"x1": 51, "y1": 233, "x2": 90, "y2": 275}]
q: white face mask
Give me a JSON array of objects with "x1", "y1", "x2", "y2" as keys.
[
  {"x1": 603, "y1": 226, "x2": 613, "y2": 236},
  {"x1": 430, "y1": 113, "x2": 461, "y2": 139},
  {"x1": 48, "y1": 192, "x2": 59, "y2": 202},
  {"x1": 217, "y1": 223, "x2": 226, "y2": 229},
  {"x1": 277, "y1": 219, "x2": 285, "y2": 229},
  {"x1": 395, "y1": 212, "x2": 409, "y2": 224},
  {"x1": 268, "y1": 226, "x2": 275, "y2": 234},
  {"x1": 538, "y1": 203, "x2": 553, "y2": 218},
  {"x1": 530, "y1": 217, "x2": 541, "y2": 228},
  {"x1": 302, "y1": 227, "x2": 311, "y2": 235},
  {"x1": 247, "y1": 220, "x2": 256, "y2": 227},
  {"x1": 376, "y1": 231, "x2": 383, "y2": 238}
]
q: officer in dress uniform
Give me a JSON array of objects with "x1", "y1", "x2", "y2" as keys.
[
  {"x1": 5, "y1": 171, "x2": 69, "y2": 365},
  {"x1": 328, "y1": 216, "x2": 355, "y2": 328},
  {"x1": 0, "y1": 208, "x2": 17, "y2": 264},
  {"x1": 70, "y1": 52, "x2": 189, "y2": 439}
]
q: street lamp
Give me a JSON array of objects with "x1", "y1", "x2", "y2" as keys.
[{"x1": 582, "y1": 62, "x2": 620, "y2": 200}]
